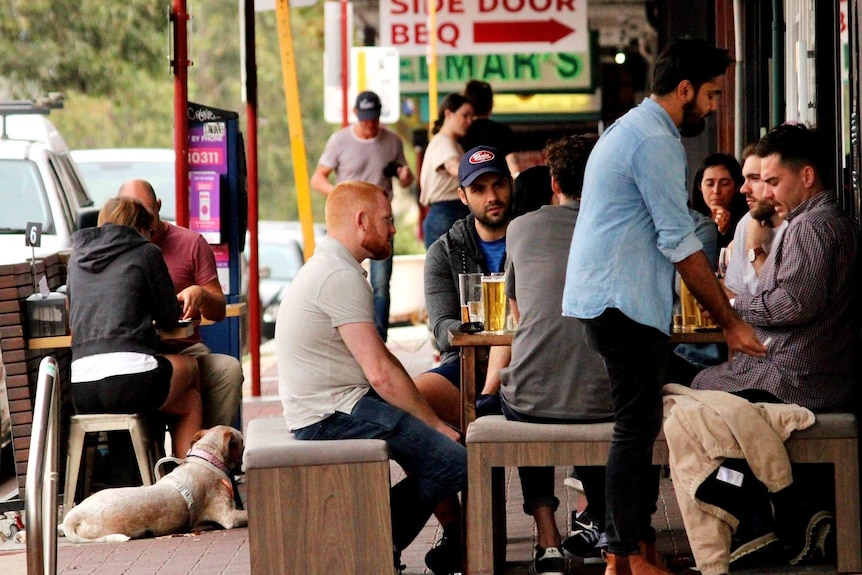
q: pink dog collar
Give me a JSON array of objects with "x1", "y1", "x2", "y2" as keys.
[{"x1": 187, "y1": 448, "x2": 231, "y2": 475}]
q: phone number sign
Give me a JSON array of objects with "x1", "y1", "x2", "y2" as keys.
[
  {"x1": 380, "y1": 0, "x2": 588, "y2": 56},
  {"x1": 188, "y1": 123, "x2": 228, "y2": 175}
]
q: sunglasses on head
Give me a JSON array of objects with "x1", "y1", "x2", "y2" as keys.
[{"x1": 458, "y1": 321, "x2": 484, "y2": 334}]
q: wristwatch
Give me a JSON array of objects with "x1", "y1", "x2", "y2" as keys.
[{"x1": 747, "y1": 246, "x2": 766, "y2": 262}]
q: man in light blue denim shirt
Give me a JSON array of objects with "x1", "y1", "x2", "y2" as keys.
[{"x1": 561, "y1": 38, "x2": 765, "y2": 575}]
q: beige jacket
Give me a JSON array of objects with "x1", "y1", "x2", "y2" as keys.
[{"x1": 661, "y1": 384, "x2": 815, "y2": 575}]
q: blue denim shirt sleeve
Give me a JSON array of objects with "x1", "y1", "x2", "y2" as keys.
[
  {"x1": 691, "y1": 209, "x2": 718, "y2": 270},
  {"x1": 632, "y1": 134, "x2": 702, "y2": 264},
  {"x1": 562, "y1": 99, "x2": 706, "y2": 334}
]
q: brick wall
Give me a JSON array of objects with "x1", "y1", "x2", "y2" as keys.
[{"x1": 0, "y1": 255, "x2": 72, "y2": 500}]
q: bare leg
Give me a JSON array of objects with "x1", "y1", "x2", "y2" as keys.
[
  {"x1": 534, "y1": 505, "x2": 562, "y2": 549},
  {"x1": 158, "y1": 354, "x2": 202, "y2": 457},
  {"x1": 414, "y1": 371, "x2": 460, "y2": 427},
  {"x1": 434, "y1": 495, "x2": 461, "y2": 527}
]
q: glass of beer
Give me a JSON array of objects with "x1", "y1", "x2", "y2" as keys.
[
  {"x1": 481, "y1": 273, "x2": 507, "y2": 332},
  {"x1": 458, "y1": 273, "x2": 484, "y2": 324},
  {"x1": 679, "y1": 277, "x2": 716, "y2": 329}
]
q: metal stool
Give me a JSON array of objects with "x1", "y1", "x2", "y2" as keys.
[{"x1": 63, "y1": 414, "x2": 164, "y2": 512}]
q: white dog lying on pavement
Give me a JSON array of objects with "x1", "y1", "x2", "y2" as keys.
[{"x1": 62, "y1": 425, "x2": 248, "y2": 543}]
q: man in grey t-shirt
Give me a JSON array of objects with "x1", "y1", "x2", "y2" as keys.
[
  {"x1": 310, "y1": 91, "x2": 414, "y2": 342},
  {"x1": 498, "y1": 135, "x2": 613, "y2": 574},
  {"x1": 277, "y1": 181, "x2": 464, "y2": 572}
]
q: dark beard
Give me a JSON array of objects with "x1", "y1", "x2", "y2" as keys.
[
  {"x1": 679, "y1": 100, "x2": 708, "y2": 138},
  {"x1": 473, "y1": 203, "x2": 511, "y2": 230},
  {"x1": 751, "y1": 200, "x2": 777, "y2": 225}
]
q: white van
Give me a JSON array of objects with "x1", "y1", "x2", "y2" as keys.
[
  {"x1": 71, "y1": 148, "x2": 176, "y2": 220},
  {"x1": 0, "y1": 112, "x2": 97, "y2": 264}
]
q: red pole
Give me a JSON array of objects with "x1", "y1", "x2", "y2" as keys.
[
  {"x1": 340, "y1": 0, "x2": 349, "y2": 127},
  {"x1": 172, "y1": 0, "x2": 190, "y2": 228},
  {"x1": 244, "y1": 0, "x2": 261, "y2": 397}
]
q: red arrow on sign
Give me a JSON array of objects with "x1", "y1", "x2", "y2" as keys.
[{"x1": 473, "y1": 19, "x2": 574, "y2": 44}]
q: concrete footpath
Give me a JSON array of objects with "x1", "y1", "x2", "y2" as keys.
[{"x1": 0, "y1": 326, "x2": 841, "y2": 574}]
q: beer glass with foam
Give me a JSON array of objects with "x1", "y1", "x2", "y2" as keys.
[{"x1": 482, "y1": 273, "x2": 507, "y2": 332}]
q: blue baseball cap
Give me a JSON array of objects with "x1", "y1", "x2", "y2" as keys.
[
  {"x1": 458, "y1": 146, "x2": 510, "y2": 187},
  {"x1": 355, "y1": 91, "x2": 382, "y2": 121}
]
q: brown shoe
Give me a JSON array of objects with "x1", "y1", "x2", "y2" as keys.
[
  {"x1": 605, "y1": 551, "x2": 671, "y2": 575},
  {"x1": 639, "y1": 542, "x2": 668, "y2": 570}
]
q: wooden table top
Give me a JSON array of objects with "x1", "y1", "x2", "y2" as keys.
[
  {"x1": 449, "y1": 327, "x2": 725, "y2": 347},
  {"x1": 27, "y1": 302, "x2": 247, "y2": 350}
]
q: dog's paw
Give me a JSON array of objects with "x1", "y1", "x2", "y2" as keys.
[{"x1": 225, "y1": 510, "x2": 248, "y2": 529}]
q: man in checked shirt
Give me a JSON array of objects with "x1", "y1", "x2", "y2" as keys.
[{"x1": 692, "y1": 123, "x2": 861, "y2": 568}]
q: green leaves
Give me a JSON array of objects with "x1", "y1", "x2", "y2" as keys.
[{"x1": 0, "y1": 1, "x2": 165, "y2": 96}]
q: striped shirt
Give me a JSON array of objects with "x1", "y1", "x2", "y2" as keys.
[{"x1": 693, "y1": 191, "x2": 860, "y2": 412}]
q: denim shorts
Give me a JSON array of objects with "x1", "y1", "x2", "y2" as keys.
[{"x1": 424, "y1": 359, "x2": 460, "y2": 389}]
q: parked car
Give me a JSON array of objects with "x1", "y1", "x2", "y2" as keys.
[
  {"x1": 250, "y1": 220, "x2": 326, "y2": 339},
  {"x1": 0, "y1": 112, "x2": 98, "y2": 264},
  {"x1": 71, "y1": 148, "x2": 176, "y2": 220}
]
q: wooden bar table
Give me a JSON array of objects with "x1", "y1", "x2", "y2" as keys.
[
  {"x1": 28, "y1": 303, "x2": 246, "y2": 350},
  {"x1": 448, "y1": 330, "x2": 514, "y2": 433},
  {"x1": 449, "y1": 327, "x2": 726, "y2": 432}
]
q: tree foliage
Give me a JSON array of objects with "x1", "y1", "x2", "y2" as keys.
[
  {"x1": 0, "y1": 0, "x2": 165, "y2": 95},
  {"x1": 0, "y1": 1, "x2": 422, "y2": 250}
]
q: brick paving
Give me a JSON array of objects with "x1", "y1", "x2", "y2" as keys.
[{"x1": 0, "y1": 327, "x2": 842, "y2": 574}]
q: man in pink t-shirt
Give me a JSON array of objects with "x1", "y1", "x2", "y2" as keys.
[{"x1": 119, "y1": 179, "x2": 243, "y2": 428}]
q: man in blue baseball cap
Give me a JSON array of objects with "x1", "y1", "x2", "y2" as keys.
[
  {"x1": 411, "y1": 145, "x2": 513, "y2": 575},
  {"x1": 311, "y1": 90, "x2": 414, "y2": 342}
]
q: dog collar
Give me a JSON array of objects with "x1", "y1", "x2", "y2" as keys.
[{"x1": 187, "y1": 448, "x2": 231, "y2": 475}]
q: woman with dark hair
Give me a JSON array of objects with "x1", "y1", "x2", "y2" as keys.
[
  {"x1": 691, "y1": 152, "x2": 748, "y2": 253},
  {"x1": 419, "y1": 93, "x2": 474, "y2": 249},
  {"x1": 511, "y1": 165, "x2": 553, "y2": 219}
]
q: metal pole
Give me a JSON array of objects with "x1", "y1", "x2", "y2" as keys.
[
  {"x1": 771, "y1": 0, "x2": 784, "y2": 128},
  {"x1": 25, "y1": 356, "x2": 59, "y2": 575},
  {"x1": 341, "y1": 0, "x2": 350, "y2": 127},
  {"x1": 733, "y1": 0, "x2": 744, "y2": 157},
  {"x1": 243, "y1": 0, "x2": 262, "y2": 397},
  {"x1": 427, "y1": 0, "x2": 438, "y2": 139},
  {"x1": 275, "y1": 0, "x2": 316, "y2": 261},
  {"x1": 172, "y1": 0, "x2": 191, "y2": 228}
]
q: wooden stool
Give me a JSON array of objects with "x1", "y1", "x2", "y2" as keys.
[
  {"x1": 244, "y1": 417, "x2": 393, "y2": 575},
  {"x1": 63, "y1": 413, "x2": 164, "y2": 512}
]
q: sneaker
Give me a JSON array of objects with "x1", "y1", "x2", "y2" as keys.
[
  {"x1": 564, "y1": 476, "x2": 586, "y2": 494},
  {"x1": 584, "y1": 532, "x2": 608, "y2": 565},
  {"x1": 564, "y1": 468, "x2": 585, "y2": 495},
  {"x1": 729, "y1": 531, "x2": 782, "y2": 569},
  {"x1": 425, "y1": 533, "x2": 463, "y2": 575},
  {"x1": 529, "y1": 546, "x2": 565, "y2": 575},
  {"x1": 562, "y1": 510, "x2": 602, "y2": 558}
]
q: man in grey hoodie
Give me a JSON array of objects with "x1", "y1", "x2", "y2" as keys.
[{"x1": 414, "y1": 145, "x2": 513, "y2": 575}]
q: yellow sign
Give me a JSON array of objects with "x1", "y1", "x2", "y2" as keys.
[{"x1": 494, "y1": 93, "x2": 600, "y2": 115}]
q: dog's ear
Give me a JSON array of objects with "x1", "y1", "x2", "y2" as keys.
[
  {"x1": 191, "y1": 429, "x2": 207, "y2": 445},
  {"x1": 222, "y1": 429, "x2": 236, "y2": 454}
]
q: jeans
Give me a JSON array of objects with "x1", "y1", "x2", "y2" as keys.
[
  {"x1": 581, "y1": 308, "x2": 669, "y2": 555},
  {"x1": 370, "y1": 249, "x2": 393, "y2": 342},
  {"x1": 501, "y1": 399, "x2": 607, "y2": 523},
  {"x1": 423, "y1": 200, "x2": 470, "y2": 249},
  {"x1": 293, "y1": 393, "x2": 467, "y2": 551}
]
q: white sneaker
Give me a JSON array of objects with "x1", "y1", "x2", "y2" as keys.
[
  {"x1": 564, "y1": 476, "x2": 585, "y2": 494},
  {"x1": 529, "y1": 546, "x2": 565, "y2": 575}
]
